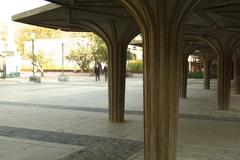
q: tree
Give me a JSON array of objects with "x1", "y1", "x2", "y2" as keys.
[
  {"x1": 15, "y1": 25, "x2": 107, "y2": 72},
  {"x1": 26, "y1": 50, "x2": 48, "y2": 77},
  {"x1": 89, "y1": 33, "x2": 108, "y2": 63},
  {"x1": 66, "y1": 47, "x2": 93, "y2": 72},
  {"x1": 66, "y1": 33, "x2": 107, "y2": 72},
  {"x1": 127, "y1": 50, "x2": 132, "y2": 61}
]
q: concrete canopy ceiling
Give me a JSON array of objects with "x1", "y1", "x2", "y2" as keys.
[
  {"x1": 12, "y1": 0, "x2": 240, "y2": 51},
  {"x1": 184, "y1": 0, "x2": 240, "y2": 35},
  {"x1": 12, "y1": 1, "x2": 136, "y2": 33},
  {"x1": 12, "y1": 4, "x2": 83, "y2": 31}
]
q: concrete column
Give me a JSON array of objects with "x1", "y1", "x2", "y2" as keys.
[
  {"x1": 108, "y1": 44, "x2": 127, "y2": 122},
  {"x1": 75, "y1": 20, "x2": 139, "y2": 122},
  {"x1": 120, "y1": 1, "x2": 200, "y2": 159},
  {"x1": 180, "y1": 55, "x2": 188, "y2": 98},
  {"x1": 203, "y1": 59, "x2": 211, "y2": 90},
  {"x1": 106, "y1": 22, "x2": 140, "y2": 123},
  {"x1": 142, "y1": 22, "x2": 180, "y2": 160},
  {"x1": 196, "y1": 32, "x2": 240, "y2": 111},
  {"x1": 188, "y1": 60, "x2": 191, "y2": 72},
  {"x1": 233, "y1": 54, "x2": 240, "y2": 95},
  {"x1": 217, "y1": 55, "x2": 232, "y2": 111}
]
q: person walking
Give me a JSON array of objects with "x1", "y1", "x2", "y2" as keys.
[
  {"x1": 103, "y1": 63, "x2": 108, "y2": 82},
  {"x1": 94, "y1": 63, "x2": 101, "y2": 81}
]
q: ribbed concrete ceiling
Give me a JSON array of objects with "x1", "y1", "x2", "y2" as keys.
[
  {"x1": 12, "y1": 1, "x2": 135, "y2": 32},
  {"x1": 12, "y1": 0, "x2": 240, "y2": 53},
  {"x1": 184, "y1": 0, "x2": 240, "y2": 35},
  {"x1": 13, "y1": 0, "x2": 240, "y2": 33}
]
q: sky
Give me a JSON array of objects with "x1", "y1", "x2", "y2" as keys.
[{"x1": 0, "y1": 0, "x2": 49, "y2": 22}]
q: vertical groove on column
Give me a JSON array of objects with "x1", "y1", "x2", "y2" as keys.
[
  {"x1": 200, "y1": 34, "x2": 240, "y2": 111},
  {"x1": 204, "y1": 60, "x2": 211, "y2": 90},
  {"x1": 108, "y1": 44, "x2": 126, "y2": 123},
  {"x1": 217, "y1": 56, "x2": 231, "y2": 111},
  {"x1": 180, "y1": 56, "x2": 188, "y2": 98},
  {"x1": 234, "y1": 56, "x2": 240, "y2": 95},
  {"x1": 120, "y1": 0, "x2": 201, "y2": 159},
  {"x1": 108, "y1": 21, "x2": 139, "y2": 123}
]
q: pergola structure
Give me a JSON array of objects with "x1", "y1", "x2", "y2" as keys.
[{"x1": 12, "y1": 1, "x2": 240, "y2": 160}]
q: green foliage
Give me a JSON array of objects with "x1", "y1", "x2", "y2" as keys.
[
  {"x1": 25, "y1": 50, "x2": 49, "y2": 76},
  {"x1": 127, "y1": 60, "x2": 143, "y2": 73},
  {"x1": 89, "y1": 33, "x2": 108, "y2": 62},
  {"x1": 26, "y1": 51, "x2": 47, "y2": 65},
  {"x1": 127, "y1": 50, "x2": 137, "y2": 61},
  {"x1": 66, "y1": 47, "x2": 93, "y2": 72},
  {"x1": 211, "y1": 64, "x2": 217, "y2": 78},
  {"x1": 132, "y1": 54, "x2": 137, "y2": 60},
  {"x1": 29, "y1": 76, "x2": 41, "y2": 83},
  {"x1": 126, "y1": 50, "x2": 134, "y2": 61},
  {"x1": 66, "y1": 33, "x2": 107, "y2": 72},
  {"x1": 15, "y1": 25, "x2": 107, "y2": 72},
  {"x1": 188, "y1": 71, "x2": 203, "y2": 79}
]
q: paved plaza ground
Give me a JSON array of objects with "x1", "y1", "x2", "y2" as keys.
[{"x1": 0, "y1": 72, "x2": 239, "y2": 160}]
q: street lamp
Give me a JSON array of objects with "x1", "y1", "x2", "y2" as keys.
[
  {"x1": 58, "y1": 30, "x2": 68, "y2": 81},
  {"x1": 61, "y1": 41, "x2": 64, "y2": 75},
  {"x1": 30, "y1": 32, "x2": 35, "y2": 77}
]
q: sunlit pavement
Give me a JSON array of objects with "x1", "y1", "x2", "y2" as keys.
[{"x1": 0, "y1": 72, "x2": 240, "y2": 160}]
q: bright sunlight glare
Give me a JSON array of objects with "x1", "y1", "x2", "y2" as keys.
[{"x1": 0, "y1": 0, "x2": 49, "y2": 22}]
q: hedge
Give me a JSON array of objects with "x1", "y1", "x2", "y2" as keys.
[{"x1": 126, "y1": 60, "x2": 143, "y2": 73}]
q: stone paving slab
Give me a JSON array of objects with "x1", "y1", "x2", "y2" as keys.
[
  {"x1": 0, "y1": 126, "x2": 143, "y2": 160},
  {"x1": 0, "y1": 136, "x2": 82, "y2": 160},
  {"x1": 0, "y1": 76, "x2": 143, "y2": 111},
  {"x1": 0, "y1": 77, "x2": 239, "y2": 160},
  {"x1": 0, "y1": 104, "x2": 143, "y2": 140},
  {"x1": 177, "y1": 144, "x2": 240, "y2": 160},
  {"x1": 10, "y1": 124, "x2": 236, "y2": 160},
  {"x1": 129, "y1": 144, "x2": 240, "y2": 160},
  {"x1": 1, "y1": 101, "x2": 240, "y2": 123}
]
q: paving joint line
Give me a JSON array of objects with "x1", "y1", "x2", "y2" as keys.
[{"x1": 0, "y1": 101, "x2": 240, "y2": 122}]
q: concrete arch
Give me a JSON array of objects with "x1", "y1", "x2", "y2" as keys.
[
  {"x1": 86, "y1": 22, "x2": 139, "y2": 122},
  {"x1": 232, "y1": 52, "x2": 240, "y2": 95},
  {"x1": 12, "y1": 1, "x2": 141, "y2": 123},
  {"x1": 53, "y1": 16, "x2": 140, "y2": 122},
  {"x1": 11, "y1": 1, "x2": 240, "y2": 160},
  {"x1": 67, "y1": 20, "x2": 113, "y2": 50},
  {"x1": 180, "y1": 40, "x2": 216, "y2": 98},
  {"x1": 202, "y1": 33, "x2": 240, "y2": 110},
  {"x1": 190, "y1": 52, "x2": 212, "y2": 90},
  {"x1": 184, "y1": 34, "x2": 240, "y2": 110},
  {"x1": 119, "y1": 1, "x2": 202, "y2": 160},
  {"x1": 184, "y1": 35, "x2": 221, "y2": 60}
]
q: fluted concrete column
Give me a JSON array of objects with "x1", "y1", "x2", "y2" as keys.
[
  {"x1": 203, "y1": 59, "x2": 211, "y2": 90},
  {"x1": 218, "y1": 55, "x2": 232, "y2": 110},
  {"x1": 120, "y1": 1, "x2": 200, "y2": 159},
  {"x1": 108, "y1": 43, "x2": 127, "y2": 122},
  {"x1": 180, "y1": 55, "x2": 188, "y2": 98},
  {"x1": 233, "y1": 54, "x2": 240, "y2": 95},
  {"x1": 107, "y1": 22, "x2": 139, "y2": 122},
  {"x1": 199, "y1": 32, "x2": 240, "y2": 111},
  {"x1": 73, "y1": 20, "x2": 139, "y2": 122}
]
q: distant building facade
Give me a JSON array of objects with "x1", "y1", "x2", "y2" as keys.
[
  {"x1": 0, "y1": 22, "x2": 20, "y2": 77},
  {"x1": 24, "y1": 37, "x2": 90, "y2": 71}
]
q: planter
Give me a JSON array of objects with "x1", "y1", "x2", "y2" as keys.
[
  {"x1": 29, "y1": 76, "x2": 41, "y2": 83},
  {"x1": 58, "y1": 74, "x2": 69, "y2": 81}
]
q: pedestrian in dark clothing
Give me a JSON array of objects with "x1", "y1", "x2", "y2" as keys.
[
  {"x1": 103, "y1": 64, "x2": 108, "y2": 82},
  {"x1": 94, "y1": 64, "x2": 101, "y2": 81}
]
